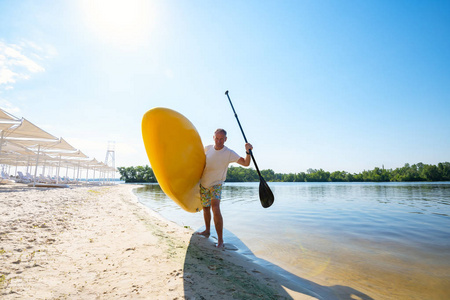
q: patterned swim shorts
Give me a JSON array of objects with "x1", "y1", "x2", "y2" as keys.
[{"x1": 199, "y1": 184, "x2": 223, "y2": 208}]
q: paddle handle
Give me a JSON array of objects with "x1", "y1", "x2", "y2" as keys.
[
  {"x1": 224, "y1": 91, "x2": 263, "y2": 178},
  {"x1": 225, "y1": 90, "x2": 248, "y2": 143}
]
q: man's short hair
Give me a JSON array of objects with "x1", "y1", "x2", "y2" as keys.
[{"x1": 215, "y1": 128, "x2": 227, "y2": 136}]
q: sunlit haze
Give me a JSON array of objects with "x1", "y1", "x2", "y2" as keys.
[{"x1": 80, "y1": 0, "x2": 154, "y2": 49}]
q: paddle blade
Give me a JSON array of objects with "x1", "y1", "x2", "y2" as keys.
[{"x1": 259, "y1": 177, "x2": 274, "y2": 208}]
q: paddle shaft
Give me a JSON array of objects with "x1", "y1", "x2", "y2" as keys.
[{"x1": 224, "y1": 91, "x2": 263, "y2": 179}]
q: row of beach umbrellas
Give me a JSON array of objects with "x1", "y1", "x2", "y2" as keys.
[{"x1": 0, "y1": 108, "x2": 116, "y2": 185}]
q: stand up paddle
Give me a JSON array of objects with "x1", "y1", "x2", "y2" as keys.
[{"x1": 225, "y1": 90, "x2": 274, "y2": 208}]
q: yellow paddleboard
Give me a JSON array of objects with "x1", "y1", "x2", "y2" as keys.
[{"x1": 142, "y1": 108, "x2": 205, "y2": 213}]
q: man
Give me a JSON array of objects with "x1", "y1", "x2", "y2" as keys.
[{"x1": 197, "y1": 128, "x2": 253, "y2": 248}]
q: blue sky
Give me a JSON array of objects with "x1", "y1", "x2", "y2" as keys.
[{"x1": 1, "y1": 0, "x2": 449, "y2": 174}]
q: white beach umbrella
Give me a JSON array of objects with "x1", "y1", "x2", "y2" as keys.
[
  {"x1": 40, "y1": 138, "x2": 79, "y2": 183},
  {"x1": 46, "y1": 148, "x2": 89, "y2": 183},
  {"x1": 0, "y1": 140, "x2": 36, "y2": 156},
  {"x1": 80, "y1": 158, "x2": 99, "y2": 182},
  {"x1": 0, "y1": 108, "x2": 106, "y2": 186},
  {"x1": 87, "y1": 158, "x2": 101, "y2": 182},
  {"x1": 59, "y1": 150, "x2": 89, "y2": 182},
  {"x1": 0, "y1": 141, "x2": 37, "y2": 174},
  {"x1": 0, "y1": 108, "x2": 19, "y2": 121},
  {"x1": 3, "y1": 118, "x2": 57, "y2": 140},
  {"x1": 0, "y1": 109, "x2": 22, "y2": 154},
  {"x1": 1, "y1": 119, "x2": 58, "y2": 172},
  {"x1": 0, "y1": 110, "x2": 21, "y2": 132},
  {"x1": 1, "y1": 119, "x2": 61, "y2": 186}
]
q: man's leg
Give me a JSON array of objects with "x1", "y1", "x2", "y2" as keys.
[
  {"x1": 198, "y1": 205, "x2": 211, "y2": 237},
  {"x1": 211, "y1": 198, "x2": 224, "y2": 247},
  {"x1": 197, "y1": 185, "x2": 211, "y2": 237}
]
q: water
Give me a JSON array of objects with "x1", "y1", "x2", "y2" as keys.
[{"x1": 134, "y1": 182, "x2": 450, "y2": 299}]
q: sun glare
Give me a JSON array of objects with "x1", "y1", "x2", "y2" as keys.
[{"x1": 80, "y1": 0, "x2": 153, "y2": 49}]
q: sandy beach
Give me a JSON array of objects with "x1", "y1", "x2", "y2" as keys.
[{"x1": 0, "y1": 183, "x2": 315, "y2": 299}]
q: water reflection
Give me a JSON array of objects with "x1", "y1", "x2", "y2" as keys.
[
  {"x1": 183, "y1": 230, "x2": 375, "y2": 299},
  {"x1": 222, "y1": 184, "x2": 259, "y2": 204},
  {"x1": 134, "y1": 182, "x2": 450, "y2": 299}
]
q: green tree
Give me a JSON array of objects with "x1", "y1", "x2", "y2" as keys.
[
  {"x1": 438, "y1": 162, "x2": 450, "y2": 180},
  {"x1": 295, "y1": 172, "x2": 306, "y2": 182},
  {"x1": 226, "y1": 166, "x2": 258, "y2": 182},
  {"x1": 282, "y1": 173, "x2": 296, "y2": 182},
  {"x1": 117, "y1": 165, "x2": 157, "y2": 183},
  {"x1": 306, "y1": 169, "x2": 330, "y2": 182},
  {"x1": 260, "y1": 169, "x2": 276, "y2": 182},
  {"x1": 423, "y1": 165, "x2": 440, "y2": 181},
  {"x1": 330, "y1": 171, "x2": 347, "y2": 182}
]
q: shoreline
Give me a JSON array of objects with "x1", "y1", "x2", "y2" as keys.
[{"x1": 0, "y1": 183, "x2": 314, "y2": 299}]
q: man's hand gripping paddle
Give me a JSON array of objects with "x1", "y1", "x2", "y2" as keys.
[{"x1": 225, "y1": 90, "x2": 274, "y2": 208}]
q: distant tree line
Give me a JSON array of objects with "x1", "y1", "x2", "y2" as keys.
[
  {"x1": 117, "y1": 165, "x2": 157, "y2": 183},
  {"x1": 118, "y1": 162, "x2": 450, "y2": 183}
]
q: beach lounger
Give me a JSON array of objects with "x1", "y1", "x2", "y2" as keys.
[
  {"x1": 62, "y1": 176, "x2": 75, "y2": 184},
  {"x1": 26, "y1": 172, "x2": 35, "y2": 181},
  {"x1": 58, "y1": 176, "x2": 73, "y2": 184},
  {"x1": 1, "y1": 171, "x2": 16, "y2": 184},
  {"x1": 17, "y1": 171, "x2": 31, "y2": 183},
  {"x1": 38, "y1": 174, "x2": 52, "y2": 184},
  {"x1": 47, "y1": 175, "x2": 57, "y2": 184}
]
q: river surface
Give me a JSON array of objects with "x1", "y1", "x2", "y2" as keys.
[{"x1": 133, "y1": 182, "x2": 450, "y2": 299}]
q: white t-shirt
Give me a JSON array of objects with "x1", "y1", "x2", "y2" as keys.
[{"x1": 200, "y1": 145, "x2": 240, "y2": 188}]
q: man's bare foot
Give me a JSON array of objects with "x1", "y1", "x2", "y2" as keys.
[
  {"x1": 215, "y1": 241, "x2": 224, "y2": 249},
  {"x1": 196, "y1": 230, "x2": 210, "y2": 237}
]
